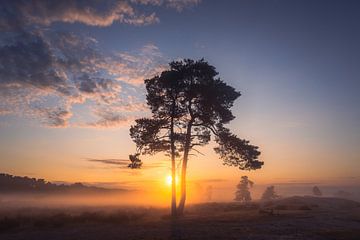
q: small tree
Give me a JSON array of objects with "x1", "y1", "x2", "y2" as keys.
[
  {"x1": 312, "y1": 186, "x2": 322, "y2": 196},
  {"x1": 234, "y1": 176, "x2": 254, "y2": 203},
  {"x1": 129, "y1": 59, "x2": 263, "y2": 217},
  {"x1": 261, "y1": 186, "x2": 278, "y2": 201}
]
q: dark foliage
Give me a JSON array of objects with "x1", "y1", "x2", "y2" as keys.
[
  {"x1": 0, "y1": 173, "x2": 121, "y2": 193},
  {"x1": 215, "y1": 127, "x2": 262, "y2": 170},
  {"x1": 128, "y1": 154, "x2": 142, "y2": 169},
  {"x1": 129, "y1": 58, "x2": 263, "y2": 170}
]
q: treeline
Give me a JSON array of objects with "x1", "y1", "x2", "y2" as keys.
[{"x1": 0, "y1": 173, "x2": 122, "y2": 194}]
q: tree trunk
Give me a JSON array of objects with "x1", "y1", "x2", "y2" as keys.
[
  {"x1": 171, "y1": 151, "x2": 177, "y2": 217},
  {"x1": 177, "y1": 119, "x2": 193, "y2": 215},
  {"x1": 170, "y1": 98, "x2": 177, "y2": 218},
  {"x1": 177, "y1": 153, "x2": 188, "y2": 215}
]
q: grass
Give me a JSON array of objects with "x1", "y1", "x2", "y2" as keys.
[{"x1": 0, "y1": 198, "x2": 359, "y2": 239}]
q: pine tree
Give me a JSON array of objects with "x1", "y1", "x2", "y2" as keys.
[
  {"x1": 234, "y1": 176, "x2": 254, "y2": 203},
  {"x1": 261, "y1": 186, "x2": 278, "y2": 201},
  {"x1": 312, "y1": 186, "x2": 322, "y2": 196},
  {"x1": 129, "y1": 59, "x2": 263, "y2": 217}
]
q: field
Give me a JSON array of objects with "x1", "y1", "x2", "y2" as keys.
[{"x1": 0, "y1": 196, "x2": 359, "y2": 240}]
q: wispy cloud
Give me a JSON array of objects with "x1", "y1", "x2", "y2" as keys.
[
  {"x1": 86, "y1": 112, "x2": 134, "y2": 128},
  {"x1": 100, "y1": 44, "x2": 167, "y2": 85},
  {"x1": 131, "y1": 0, "x2": 201, "y2": 12},
  {"x1": 0, "y1": 0, "x2": 201, "y2": 31},
  {"x1": 88, "y1": 158, "x2": 130, "y2": 166},
  {"x1": 87, "y1": 158, "x2": 166, "y2": 169},
  {"x1": 37, "y1": 106, "x2": 73, "y2": 128},
  {"x1": 0, "y1": 31, "x2": 165, "y2": 128}
]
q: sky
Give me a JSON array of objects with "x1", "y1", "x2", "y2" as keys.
[{"x1": 0, "y1": 0, "x2": 359, "y2": 202}]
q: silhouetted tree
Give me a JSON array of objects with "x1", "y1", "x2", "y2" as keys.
[
  {"x1": 312, "y1": 186, "x2": 322, "y2": 196},
  {"x1": 129, "y1": 59, "x2": 263, "y2": 217},
  {"x1": 234, "y1": 176, "x2": 254, "y2": 203},
  {"x1": 261, "y1": 186, "x2": 278, "y2": 201}
]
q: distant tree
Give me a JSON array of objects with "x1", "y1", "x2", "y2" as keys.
[
  {"x1": 312, "y1": 186, "x2": 322, "y2": 196},
  {"x1": 129, "y1": 59, "x2": 263, "y2": 217},
  {"x1": 261, "y1": 186, "x2": 279, "y2": 201},
  {"x1": 234, "y1": 176, "x2": 254, "y2": 203}
]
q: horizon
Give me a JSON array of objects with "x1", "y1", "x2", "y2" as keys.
[{"x1": 1, "y1": 171, "x2": 359, "y2": 206}]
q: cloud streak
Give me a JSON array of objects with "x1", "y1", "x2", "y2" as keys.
[
  {"x1": 0, "y1": 0, "x2": 201, "y2": 31},
  {"x1": 87, "y1": 158, "x2": 166, "y2": 169},
  {"x1": 131, "y1": 0, "x2": 201, "y2": 12},
  {"x1": 88, "y1": 158, "x2": 130, "y2": 166}
]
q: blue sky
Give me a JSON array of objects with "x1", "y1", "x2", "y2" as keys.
[{"x1": 0, "y1": 0, "x2": 359, "y2": 187}]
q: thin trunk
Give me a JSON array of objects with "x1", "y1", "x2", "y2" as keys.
[
  {"x1": 177, "y1": 119, "x2": 193, "y2": 215},
  {"x1": 171, "y1": 148, "x2": 176, "y2": 217},
  {"x1": 170, "y1": 98, "x2": 177, "y2": 218}
]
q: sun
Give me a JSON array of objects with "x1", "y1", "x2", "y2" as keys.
[
  {"x1": 166, "y1": 175, "x2": 172, "y2": 186},
  {"x1": 165, "y1": 175, "x2": 179, "y2": 186}
]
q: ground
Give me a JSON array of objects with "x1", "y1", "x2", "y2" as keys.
[{"x1": 0, "y1": 196, "x2": 359, "y2": 240}]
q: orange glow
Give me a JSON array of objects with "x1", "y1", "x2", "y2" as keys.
[
  {"x1": 165, "y1": 175, "x2": 179, "y2": 186},
  {"x1": 166, "y1": 175, "x2": 172, "y2": 185}
]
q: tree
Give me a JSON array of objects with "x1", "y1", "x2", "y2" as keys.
[
  {"x1": 129, "y1": 59, "x2": 263, "y2": 217},
  {"x1": 234, "y1": 176, "x2": 254, "y2": 203},
  {"x1": 312, "y1": 186, "x2": 322, "y2": 196},
  {"x1": 261, "y1": 186, "x2": 278, "y2": 201}
]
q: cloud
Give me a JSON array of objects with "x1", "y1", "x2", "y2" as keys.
[
  {"x1": 131, "y1": 0, "x2": 201, "y2": 11},
  {"x1": 0, "y1": 0, "x2": 201, "y2": 31},
  {"x1": 0, "y1": 31, "x2": 70, "y2": 95},
  {"x1": 123, "y1": 13, "x2": 159, "y2": 26},
  {"x1": 108, "y1": 44, "x2": 167, "y2": 85},
  {"x1": 86, "y1": 109, "x2": 134, "y2": 128},
  {"x1": 166, "y1": 0, "x2": 201, "y2": 11},
  {"x1": 88, "y1": 158, "x2": 130, "y2": 166},
  {"x1": 0, "y1": 85, "x2": 73, "y2": 127},
  {"x1": 38, "y1": 106, "x2": 72, "y2": 128},
  {"x1": 0, "y1": 0, "x2": 201, "y2": 128},
  {"x1": 0, "y1": 0, "x2": 158, "y2": 30},
  {"x1": 0, "y1": 30, "x2": 165, "y2": 128},
  {"x1": 87, "y1": 158, "x2": 166, "y2": 169}
]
